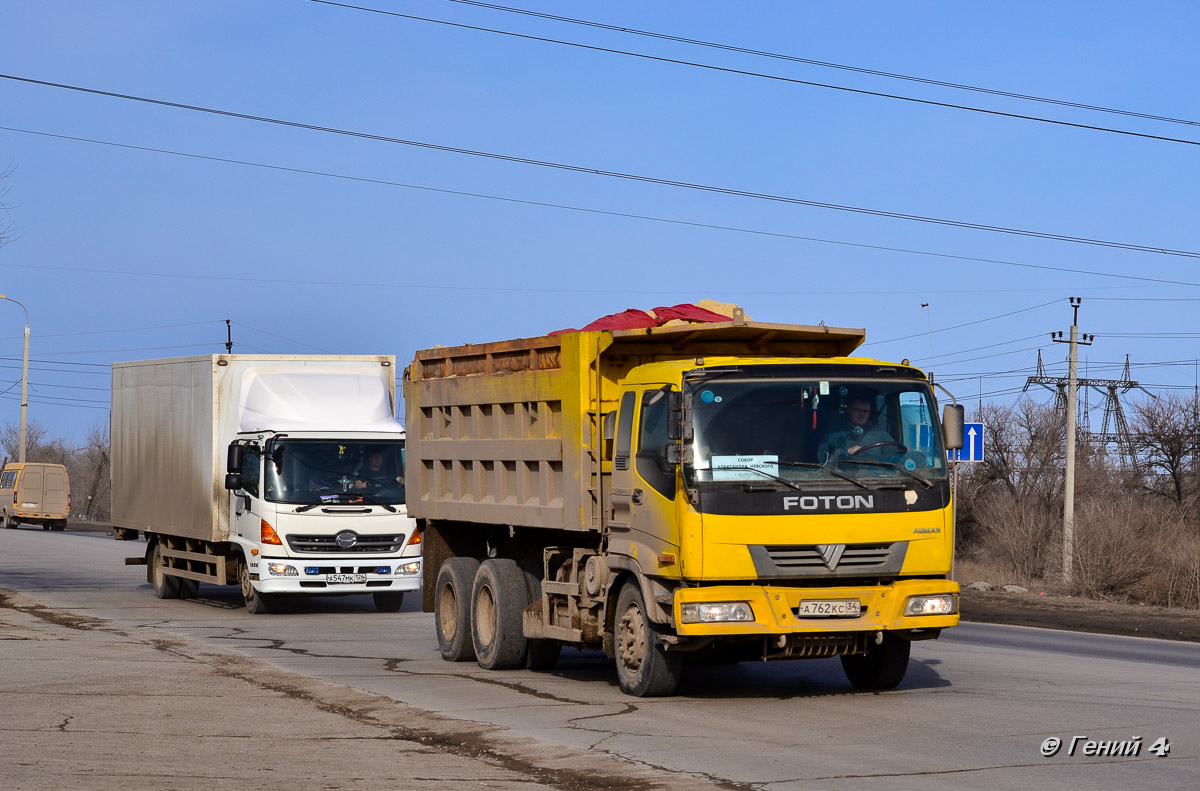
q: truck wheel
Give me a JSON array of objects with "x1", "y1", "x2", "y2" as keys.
[
  {"x1": 52, "y1": 519, "x2": 67, "y2": 532},
  {"x1": 177, "y1": 578, "x2": 200, "y2": 599},
  {"x1": 2, "y1": 512, "x2": 15, "y2": 529},
  {"x1": 614, "y1": 580, "x2": 681, "y2": 697},
  {"x1": 435, "y1": 557, "x2": 479, "y2": 661},
  {"x1": 471, "y1": 558, "x2": 529, "y2": 670},
  {"x1": 373, "y1": 591, "x2": 405, "y2": 613},
  {"x1": 519, "y1": 561, "x2": 561, "y2": 670},
  {"x1": 840, "y1": 633, "x2": 911, "y2": 690},
  {"x1": 149, "y1": 543, "x2": 181, "y2": 600},
  {"x1": 42, "y1": 523, "x2": 52, "y2": 531},
  {"x1": 239, "y1": 557, "x2": 273, "y2": 615}
]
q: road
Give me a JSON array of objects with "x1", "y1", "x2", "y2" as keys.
[{"x1": 2, "y1": 526, "x2": 1197, "y2": 790}]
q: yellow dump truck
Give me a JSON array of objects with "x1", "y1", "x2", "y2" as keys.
[{"x1": 405, "y1": 312, "x2": 964, "y2": 696}]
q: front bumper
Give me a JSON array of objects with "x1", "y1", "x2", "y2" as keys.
[
  {"x1": 255, "y1": 556, "x2": 423, "y2": 595},
  {"x1": 674, "y1": 578, "x2": 959, "y2": 636}
]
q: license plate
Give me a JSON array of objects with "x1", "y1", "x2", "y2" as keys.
[
  {"x1": 796, "y1": 599, "x2": 860, "y2": 617},
  {"x1": 326, "y1": 574, "x2": 367, "y2": 584}
]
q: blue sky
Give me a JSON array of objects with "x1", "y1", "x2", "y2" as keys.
[{"x1": 3, "y1": 1, "x2": 1199, "y2": 442}]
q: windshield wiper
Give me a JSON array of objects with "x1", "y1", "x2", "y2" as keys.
[
  {"x1": 356, "y1": 493, "x2": 398, "y2": 513},
  {"x1": 839, "y1": 458, "x2": 934, "y2": 488},
  {"x1": 777, "y1": 460, "x2": 869, "y2": 490},
  {"x1": 294, "y1": 494, "x2": 398, "y2": 512}
]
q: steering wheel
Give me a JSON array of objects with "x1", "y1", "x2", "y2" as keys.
[{"x1": 849, "y1": 441, "x2": 908, "y2": 456}]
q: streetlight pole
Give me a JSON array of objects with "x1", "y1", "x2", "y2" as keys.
[{"x1": 0, "y1": 293, "x2": 30, "y2": 463}]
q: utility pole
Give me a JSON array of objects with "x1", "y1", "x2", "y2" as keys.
[
  {"x1": 0, "y1": 294, "x2": 30, "y2": 463},
  {"x1": 1051, "y1": 298, "x2": 1092, "y2": 588}
]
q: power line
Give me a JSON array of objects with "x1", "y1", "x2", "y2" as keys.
[
  {"x1": 869, "y1": 299, "x2": 1062, "y2": 345},
  {"x1": 7, "y1": 127, "x2": 1200, "y2": 291},
  {"x1": 440, "y1": 0, "x2": 1200, "y2": 129},
  {"x1": 306, "y1": 1, "x2": 1200, "y2": 149},
  {"x1": 4, "y1": 76, "x2": 1200, "y2": 259}
]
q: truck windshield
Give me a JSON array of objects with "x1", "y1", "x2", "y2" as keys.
[
  {"x1": 685, "y1": 376, "x2": 947, "y2": 487},
  {"x1": 263, "y1": 440, "x2": 406, "y2": 505}
]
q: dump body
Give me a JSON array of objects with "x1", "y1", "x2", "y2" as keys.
[
  {"x1": 407, "y1": 317, "x2": 960, "y2": 695},
  {"x1": 406, "y1": 322, "x2": 867, "y2": 533},
  {"x1": 112, "y1": 354, "x2": 422, "y2": 612}
]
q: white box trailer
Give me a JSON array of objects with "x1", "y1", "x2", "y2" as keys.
[{"x1": 111, "y1": 355, "x2": 422, "y2": 613}]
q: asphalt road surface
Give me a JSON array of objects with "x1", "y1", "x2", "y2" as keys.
[{"x1": 2, "y1": 526, "x2": 1197, "y2": 790}]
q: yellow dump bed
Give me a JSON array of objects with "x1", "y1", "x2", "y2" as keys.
[{"x1": 403, "y1": 319, "x2": 865, "y2": 532}]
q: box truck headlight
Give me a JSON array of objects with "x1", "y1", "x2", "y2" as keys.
[
  {"x1": 904, "y1": 594, "x2": 958, "y2": 616},
  {"x1": 396, "y1": 561, "x2": 422, "y2": 576},
  {"x1": 681, "y1": 602, "x2": 754, "y2": 624},
  {"x1": 267, "y1": 563, "x2": 299, "y2": 577}
]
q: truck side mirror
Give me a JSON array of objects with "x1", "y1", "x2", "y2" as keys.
[
  {"x1": 224, "y1": 472, "x2": 243, "y2": 491},
  {"x1": 942, "y1": 404, "x2": 965, "y2": 451},
  {"x1": 227, "y1": 444, "x2": 244, "y2": 474}
]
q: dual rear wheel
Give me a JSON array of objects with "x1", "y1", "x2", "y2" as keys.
[{"x1": 435, "y1": 557, "x2": 560, "y2": 670}]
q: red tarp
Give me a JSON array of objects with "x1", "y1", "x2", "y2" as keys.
[{"x1": 550, "y1": 303, "x2": 732, "y2": 335}]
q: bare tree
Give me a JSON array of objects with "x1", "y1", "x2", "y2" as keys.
[
  {"x1": 1130, "y1": 393, "x2": 1200, "y2": 517},
  {"x1": 1, "y1": 420, "x2": 51, "y2": 463},
  {"x1": 75, "y1": 421, "x2": 111, "y2": 521}
]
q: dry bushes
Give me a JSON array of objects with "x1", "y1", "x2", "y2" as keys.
[{"x1": 957, "y1": 397, "x2": 1200, "y2": 609}]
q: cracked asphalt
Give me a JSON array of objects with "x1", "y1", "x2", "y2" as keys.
[{"x1": 3, "y1": 526, "x2": 1198, "y2": 790}]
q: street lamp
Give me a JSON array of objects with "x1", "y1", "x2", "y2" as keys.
[{"x1": 0, "y1": 293, "x2": 29, "y2": 463}]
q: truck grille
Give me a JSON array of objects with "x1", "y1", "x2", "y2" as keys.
[
  {"x1": 747, "y1": 542, "x2": 907, "y2": 577},
  {"x1": 286, "y1": 532, "x2": 405, "y2": 553},
  {"x1": 764, "y1": 543, "x2": 893, "y2": 571}
]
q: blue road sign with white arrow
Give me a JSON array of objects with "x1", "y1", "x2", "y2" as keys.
[{"x1": 949, "y1": 423, "x2": 985, "y2": 462}]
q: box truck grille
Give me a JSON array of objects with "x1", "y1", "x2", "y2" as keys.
[
  {"x1": 763, "y1": 543, "x2": 893, "y2": 571},
  {"x1": 286, "y1": 533, "x2": 405, "y2": 553}
]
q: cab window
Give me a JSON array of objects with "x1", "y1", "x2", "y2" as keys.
[
  {"x1": 636, "y1": 389, "x2": 676, "y2": 499},
  {"x1": 241, "y1": 448, "x2": 261, "y2": 497}
]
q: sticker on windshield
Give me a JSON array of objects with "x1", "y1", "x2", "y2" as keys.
[
  {"x1": 711, "y1": 455, "x2": 779, "y2": 481},
  {"x1": 701, "y1": 390, "x2": 716, "y2": 403},
  {"x1": 819, "y1": 381, "x2": 830, "y2": 395}
]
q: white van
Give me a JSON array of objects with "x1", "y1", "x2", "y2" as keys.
[{"x1": 1, "y1": 462, "x2": 71, "y2": 531}]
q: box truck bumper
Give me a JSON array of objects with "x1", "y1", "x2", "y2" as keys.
[
  {"x1": 673, "y1": 578, "x2": 959, "y2": 636},
  {"x1": 255, "y1": 556, "x2": 423, "y2": 595}
]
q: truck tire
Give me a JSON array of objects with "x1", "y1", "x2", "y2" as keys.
[
  {"x1": 51, "y1": 519, "x2": 67, "y2": 532},
  {"x1": 614, "y1": 580, "x2": 682, "y2": 697},
  {"x1": 373, "y1": 591, "x2": 405, "y2": 613},
  {"x1": 840, "y1": 633, "x2": 910, "y2": 690},
  {"x1": 471, "y1": 558, "x2": 529, "y2": 670},
  {"x1": 519, "y1": 561, "x2": 561, "y2": 670},
  {"x1": 2, "y1": 511, "x2": 15, "y2": 529},
  {"x1": 435, "y1": 557, "x2": 479, "y2": 661},
  {"x1": 149, "y1": 542, "x2": 181, "y2": 600},
  {"x1": 177, "y1": 578, "x2": 200, "y2": 599},
  {"x1": 239, "y1": 557, "x2": 273, "y2": 615}
]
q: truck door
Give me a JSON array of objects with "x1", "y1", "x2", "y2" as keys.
[
  {"x1": 609, "y1": 391, "x2": 637, "y2": 530},
  {"x1": 610, "y1": 387, "x2": 677, "y2": 546},
  {"x1": 231, "y1": 447, "x2": 262, "y2": 542}
]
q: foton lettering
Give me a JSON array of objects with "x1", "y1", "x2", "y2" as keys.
[{"x1": 782, "y1": 495, "x2": 875, "y2": 511}]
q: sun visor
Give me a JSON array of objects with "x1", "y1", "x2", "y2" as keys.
[{"x1": 238, "y1": 370, "x2": 401, "y2": 433}]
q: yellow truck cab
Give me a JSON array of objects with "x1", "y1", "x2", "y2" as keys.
[
  {"x1": 407, "y1": 316, "x2": 965, "y2": 696},
  {"x1": 1, "y1": 462, "x2": 71, "y2": 531}
]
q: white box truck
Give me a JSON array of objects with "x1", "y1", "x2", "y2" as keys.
[{"x1": 111, "y1": 355, "x2": 422, "y2": 613}]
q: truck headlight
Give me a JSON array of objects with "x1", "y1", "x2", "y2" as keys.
[
  {"x1": 680, "y1": 602, "x2": 754, "y2": 624},
  {"x1": 267, "y1": 563, "x2": 299, "y2": 577},
  {"x1": 396, "y1": 561, "x2": 422, "y2": 576},
  {"x1": 904, "y1": 594, "x2": 958, "y2": 616}
]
